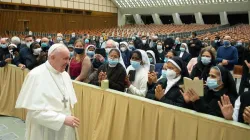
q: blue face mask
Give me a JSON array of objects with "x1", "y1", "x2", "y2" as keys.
[
  {"x1": 223, "y1": 40, "x2": 230, "y2": 47},
  {"x1": 149, "y1": 58, "x2": 153, "y2": 63},
  {"x1": 201, "y1": 57, "x2": 211, "y2": 65},
  {"x1": 132, "y1": 37, "x2": 136, "y2": 40},
  {"x1": 130, "y1": 60, "x2": 141, "y2": 69},
  {"x1": 0, "y1": 44, "x2": 7, "y2": 49},
  {"x1": 87, "y1": 51, "x2": 95, "y2": 58},
  {"x1": 164, "y1": 58, "x2": 168, "y2": 63},
  {"x1": 207, "y1": 77, "x2": 220, "y2": 90},
  {"x1": 41, "y1": 43, "x2": 48, "y2": 48},
  {"x1": 108, "y1": 58, "x2": 119, "y2": 67},
  {"x1": 161, "y1": 70, "x2": 167, "y2": 78},
  {"x1": 180, "y1": 48, "x2": 185, "y2": 52},
  {"x1": 85, "y1": 39, "x2": 89, "y2": 44},
  {"x1": 175, "y1": 40, "x2": 180, "y2": 44},
  {"x1": 74, "y1": 48, "x2": 84, "y2": 54},
  {"x1": 70, "y1": 52, "x2": 74, "y2": 58},
  {"x1": 129, "y1": 45, "x2": 135, "y2": 50}
]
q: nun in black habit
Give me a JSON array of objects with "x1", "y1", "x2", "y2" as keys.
[
  {"x1": 146, "y1": 57, "x2": 190, "y2": 108},
  {"x1": 182, "y1": 65, "x2": 238, "y2": 118}
]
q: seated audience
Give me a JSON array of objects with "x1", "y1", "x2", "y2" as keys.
[
  {"x1": 182, "y1": 65, "x2": 238, "y2": 118},
  {"x1": 68, "y1": 39, "x2": 92, "y2": 82},
  {"x1": 120, "y1": 41, "x2": 131, "y2": 68},
  {"x1": 147, "y1": 50, "x2": 156, "y2": 65},
  {"x1": 125, "y1": 49, "x2": 149, "y2": 97},
  {"x1": 178, "y1": 43, "x2": 192, "y2": 64},
  {"x1": 190, "y1": 47, "x2": 216, "y2": 81},
  {"x1": 92, "y1": 48, "x2": 126, "y2": 92},
  {"x1": 146, "y1": 57, "x2": 190, "y2": 107}
]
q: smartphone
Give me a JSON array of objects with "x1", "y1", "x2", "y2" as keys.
[
  {"x1": 128, "y1": 70, "x2": 136, "y2": 82},
  {"x1": 95, "y1": 48, "x2": 106, "y2": 58},
  {"x1": 149, "y1": 64, "x2": 155, "y2": 73}
]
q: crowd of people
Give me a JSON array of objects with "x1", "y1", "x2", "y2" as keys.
[{"x1": 1, "y1": 28, "x2": 250, "y2": 126}]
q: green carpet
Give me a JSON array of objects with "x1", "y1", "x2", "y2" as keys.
[{"x1": 0, "y1": 116, "x2": 25, "y2": 140}]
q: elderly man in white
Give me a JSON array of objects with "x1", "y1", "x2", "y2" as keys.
[{"x1": 15, "y1": 43, "x2": 80, "y2": 140}]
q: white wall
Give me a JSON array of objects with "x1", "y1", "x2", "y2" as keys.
[
  {"x1": 119, "y1": 2, "x2": 250, "y2": 14},
  {"x1": 1, "y1": 0, "x2": 118, "y2": 13}
]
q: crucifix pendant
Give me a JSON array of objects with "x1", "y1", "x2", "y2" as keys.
[{"x1": 62, "y1": 96, "x2": 68, "y2": 108}]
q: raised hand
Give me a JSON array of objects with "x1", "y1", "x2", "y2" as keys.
[
  {"x1": 218, "y1": 95, "x2": 233, "y2": 120},
  {"x1": 155, "y1": 85, "x2": 165, "y2": 100},
  {"x1": 180, "y1": 89, "x2": 191, "y2": 103},
  {"x1": 188, "y1": 88, "x2": 200, "y2": 102},
  {"x1": 243, "y1": 106, "x2": 250, "y2": 124},
  {"x1": 148, "y1": 72, "x2": 157, "y2": 85}
]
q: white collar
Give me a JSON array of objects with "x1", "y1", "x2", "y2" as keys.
[
  {"x1": 45, "y1": 61, "x2": 60, "y2": 74},
  {"x1": 164, "y1": 75, "x2": 181, "y2": 94}
]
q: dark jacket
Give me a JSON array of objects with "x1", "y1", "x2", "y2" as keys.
[
  {"x1": 192, "y1": 87, "x2": 237, "y2": 118},
  {"x1": 92, "y1": 63, "x2": 126, "y2": 92},
  {"x1": 174, "y1": 44, "x2": 181, "y2": 52},
  {"x1": 235, "y1": 44, "x2": 245, "y2": 65},
  {"x1": 178, "y1": 51, "x2": 192, "y2": 64},
  {"x1": 190, "y1": 59, "x2": 215, "y2": 81},
  {"x1": 68, "y1": 37, "x2": 77, "y2": 45},
  {"x1": 121, "y1": 49, "x2": 131, "y2": 68},
  {"x1": 0, "y1": 48, "x2": 10, "y2": 67},
  {"x1": 188, "y1": 38, "x2": 202, "y2": 58},
  {"x1": 239, "y1": 48, "x2": 250, "y2": 94},
  {"x1": 146, "y1": 78, "x2": 188, "y2": 108},
  {"x1": 14, "y1": 47, "x2": 44, "y2": 70},
  {"x1": 164, "y1": 38, "x2": 175, "y2": 52},
  {"x1": 158, "y1": 51, "x2": 165, "y2": 63},
  {"x1": 134, "y1": 38, "x2": 142, "y2": 49},
  {"x1": 238, "y1": 91, "x2": 250, "y2": 124}
]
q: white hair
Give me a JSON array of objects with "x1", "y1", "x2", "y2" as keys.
[
  {"x1": 11, "y1": 36, "x2": 20, "y2": 43},
  {"x1": 48, "y1": 43, "x2": 68, "y2": 56},
  {"x1": 106, "y1": 39, "x2": 116, "y2": 48}
]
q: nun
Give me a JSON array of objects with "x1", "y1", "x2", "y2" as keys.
[
  {"x1": 120, "y1": 41, "x2": 131, "y2": 68},
  {"x1": 125, "y1": 49, "x2": 150, "y2": 97},
  {"x1": 91, "y1": 48, "x2": 126, "y2": 92},
  {"x1": 146, "y1": 50, "x2": 156, "y2": 65},
  {"x1": 178, "y1": 43, "x2": 192, "y2": 64},
  {"x1": 85, "y1": 44, "x2": 96, "y2": 60},
  {"x1": 182, "y1": 65, "x2": 238, "y2": 118},
  {"x1": 146, "y1": 57, "x2": 190, "y2": 107}
]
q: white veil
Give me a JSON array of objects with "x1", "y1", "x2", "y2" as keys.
[
  {"x1": 181, "y1": 43, "x2": 189, "y2": 53},
  {"x1": 146, "y1": 50, "x2": 156, "y2": 64},
  {"x1": 137, "y1": 49, "x2": 150, "y2": 71}
]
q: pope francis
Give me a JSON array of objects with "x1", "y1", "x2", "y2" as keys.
[{"x1": 15, "y1": 43, "x2": 80, "y2": 140}]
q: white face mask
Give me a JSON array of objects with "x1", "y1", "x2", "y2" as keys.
[
  {"x1": 157, "y1": 45, "x2": 162, "y2": 50},
  {"x1": 166, "y1": 69, "x2": 177, "y2": 80},
  {"x1": 57, "y1": 37, "x2": 62, "y2": 41},
  {"x1": 105, "y1": 48, "x2": 111, "y2": 54},
  {"x1": 26, "y1": 42, "x2": 33, "y2": 48},
  {"x1": 33, "y1": 48, "x2": 42, "y2": 55},
  {"x1": 142, "y1": 40, "x2": 147, "y2": 44},
  {"x1": 120, "y1": 47, "x2": 127, "y2": 52}
]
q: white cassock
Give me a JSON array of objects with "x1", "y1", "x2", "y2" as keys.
[{"x1": 15, "y1": 61, "x2": 77, "y2": 140}]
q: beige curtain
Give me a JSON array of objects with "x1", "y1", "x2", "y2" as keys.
[{"x1": 1, "y1": 65, "x2": 250, "y2": 140}]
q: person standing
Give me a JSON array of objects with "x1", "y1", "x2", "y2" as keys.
[{"x1": 15, "y1": 43, "x2": 80, "y2": 140}]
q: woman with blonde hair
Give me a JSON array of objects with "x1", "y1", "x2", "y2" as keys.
[{"x1": 68, "y1": 39, "x2": 92, "y2": 82}]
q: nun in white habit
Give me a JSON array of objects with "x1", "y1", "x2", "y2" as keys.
[{"x1": 126, "y1": 49, "x2": 150, "y2": 97}]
